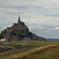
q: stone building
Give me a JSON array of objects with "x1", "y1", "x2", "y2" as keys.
[{"x1": 0, "y1": 38, "x2": 8, "y2": 41}]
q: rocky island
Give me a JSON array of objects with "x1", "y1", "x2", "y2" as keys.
[{"x1": 0, "y1": 16, "x2": 46, "y2": 41}]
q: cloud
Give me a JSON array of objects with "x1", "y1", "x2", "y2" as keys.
[
  {"x1": 0, "y1": 0, "x2": 59, "y2": 38},
  {"x1": 51, "y1": 0, "x2": 59, "y2": 2},
  {"x1": 55, "y1": 27, "x2": 59, "y2": 30},
  {"x1": 22, "y1": 14, "x2": 59, "y2": 27}
]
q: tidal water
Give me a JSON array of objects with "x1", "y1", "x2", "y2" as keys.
[{"x1": 46, "y1": 38, "x2": 59, "y2": 41}]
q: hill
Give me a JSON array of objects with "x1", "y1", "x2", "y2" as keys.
[{"x1": 0, "y1": 16, "x2": 46, "y2": 41}]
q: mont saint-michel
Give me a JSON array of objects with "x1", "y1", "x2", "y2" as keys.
[{"x1": 0, "y1": 16, "x2": 46, "y2": 41}]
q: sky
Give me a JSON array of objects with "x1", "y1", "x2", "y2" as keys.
[{"x1": 0, "y1": 0, "x2": 59, "y2": 39}]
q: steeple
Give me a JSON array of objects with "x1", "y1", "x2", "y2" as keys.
[{"x1": 18, "y1": 16, "x2": 20, "y2": 23}]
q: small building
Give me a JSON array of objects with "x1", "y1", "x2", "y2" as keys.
[{"x1": 0, "y1": 38, "x2": 8, "y2": 41}]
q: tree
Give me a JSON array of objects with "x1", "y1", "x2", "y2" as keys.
[{"x1": 0, "y1": 29, "x2": 7, "y2": 39}]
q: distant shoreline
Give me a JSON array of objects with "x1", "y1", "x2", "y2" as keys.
[{"x1": 46, "y1": 38, "x2": 59, "y2": 41}]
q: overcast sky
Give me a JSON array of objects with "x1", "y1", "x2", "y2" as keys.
[{"x1": 0, "y1": 0, "x2": 59, "y2": 38}]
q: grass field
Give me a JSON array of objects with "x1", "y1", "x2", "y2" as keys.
[
  {"x1": 0, "y1": 41, "x2": 59, "y2": 47},
  {"x1": 0, "y1": 41, "x2": 59, "y2": 59}
]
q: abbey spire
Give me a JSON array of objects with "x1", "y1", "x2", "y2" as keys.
[{"x1": 18, "y1": 16, "x2": 21, "y2": 24}]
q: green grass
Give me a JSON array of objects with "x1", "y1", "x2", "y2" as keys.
[
  {"x1": 0, "y1": 41, "x2": 59, "y2": 46},
  {"x1": 12, "y1": 56, "x2": 27, "y2": 59},
  {"x1": 31, "y1": 50, "x2": 41, "y2": 54},
  {"x1": 0, "y1": 42, "x2": 59, "y2": 59},
  {"x1": 31, "y1": 46, "x2": 57, "y2": 54},
  {"x1": 17, "y1": 56, "x2": 27, "y2": 59},
  {"x1": 31, "y1": 48, "x2": 46, "y2": 54},
  {"x1": 1, "y1": 41, "x2": 59, "y2": 48},
  {"x1": 41, "y1": 55, "x2": 52, "y2": 59},
  {"x1": 41, "y1": 54, "x2": 59, "y2": 59}
]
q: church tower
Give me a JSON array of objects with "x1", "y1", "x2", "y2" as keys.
[{"x1": 18, "y1": 16, "x2": 21, "y2": 24}]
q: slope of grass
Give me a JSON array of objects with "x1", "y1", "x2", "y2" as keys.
[
  {"x1": 0, "y1": 42, "x2": 59, "y2": 59},
  {"x1": 25, "y1": 45, "x2": 59, "y2": 59},
  {"x1": 41, "y1": 53, "x2": 59, "y2": 59},
  {"x1": 0, "y1": 45, "x2": 58, "y2": 59},
  {"x1": 12, "y1": 45, "x2": 59, "y2": 59}
]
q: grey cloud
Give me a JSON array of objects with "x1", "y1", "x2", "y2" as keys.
[
  {"x1": 45, "y1": 14, "x2": 59, "y2": 17},
  {"x1": 0, "y1": 0, "x2": 59, "y2": 38}
]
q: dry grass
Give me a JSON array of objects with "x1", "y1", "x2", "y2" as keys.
[
  {"x1": 26, "y1": 45, "x2": 59, "y2": 59},
  {"x1": 0, "y1": 45, "x2": 58, "y2": 59},
  {"x1": 0, "y1": 42, "x2": 59, "y2": 59}
]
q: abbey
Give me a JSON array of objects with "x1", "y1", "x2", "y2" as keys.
[{"x1": 2, "y1": 16, "x2": 46, "y2": 41}]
